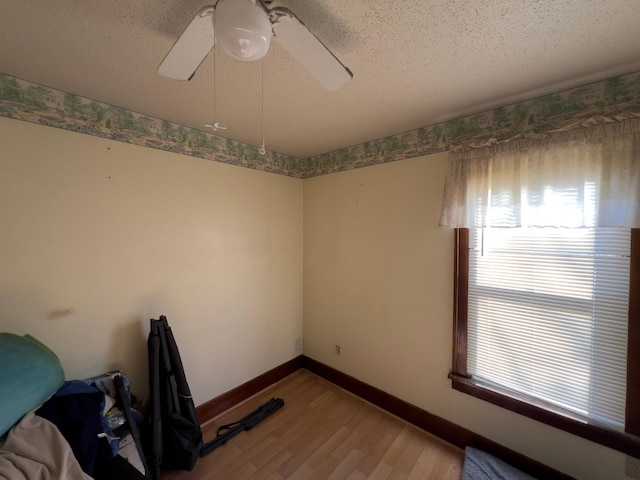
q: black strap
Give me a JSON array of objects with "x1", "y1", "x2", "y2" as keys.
[
  {"x1": 156, "y1": 318, "x2": 180, "y2": 414},
  {"x1": 114, "y1": 374, "x2": 152, "y2": 479},
  {"x1": 201, "y1": 398, "x2": 284, "y2": 457}
]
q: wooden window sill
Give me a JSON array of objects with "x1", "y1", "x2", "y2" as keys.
[{"x1": 449, "y1": 373, "x2": 640, "y2": 458}]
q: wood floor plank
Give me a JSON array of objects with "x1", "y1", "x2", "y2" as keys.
[
  {"x1": 368, "y1": 460, "x2": 394, "y2": 480},
  {"x1": 345, "y1": 470, "x2": 368, "y2": 480},
  {"x1": 305, "y1": 456, "x2": 341, "y2": 480},
  {"x1": 277, "y1": 432, "x2": 327, "y2": 478},
  {"x1": 326, "y1": 448, "x2": 366, "y2": 480},
  {"x1": 405, "y1": 444, "x2": 437, "y2": 479},
  {"x1": 306, "y1": 425, "x2": 351, "y2": 469},
  {"x1": 161, "y1": 370, "x2": 464, "y2": 479},
  {"x1": 248, "y1": 448, "x2": 294, "y2": 479},
  {"x1": 381, "y1": 425, "x2": 429, "y2": 474},
  {"x1": 354, "y1": 415, "x2": 405, "y2": 476},
  {"x1": 331, "y1": 406, "x2": 380, "y2": 461},
  {"x1": 284, "y1": 463, "x2": 314, "y2": 480}
]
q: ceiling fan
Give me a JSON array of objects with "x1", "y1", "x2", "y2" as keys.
[{"x1": 158, "y1": 0, "x2": 353, "y2": 91}]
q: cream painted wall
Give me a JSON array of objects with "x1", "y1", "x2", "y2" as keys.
[
  {"x1": 302, "y1": 153, "x2": 628, "y2": 480},
  {"x1": 0, "y1": 117, "x2": 303, "y2": 406},
  {"x1": 1, "y1": 115, "x2": 630, "y2": 479}
]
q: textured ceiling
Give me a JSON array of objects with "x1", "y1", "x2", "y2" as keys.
[{"x1": 1, "y1": 0, "x2": 640, "y2": 159}]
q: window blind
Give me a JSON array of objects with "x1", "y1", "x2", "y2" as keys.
[{"x1": 467, "y1": 227, "x2": 631, "y2": 431}]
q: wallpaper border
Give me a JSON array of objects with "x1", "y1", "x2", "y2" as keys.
[
  {"x1": 2, "y1": 71, "x2": 640, "y2": 179},
  {"x1": 305, "y1": 71, "x2": 640, "y2": 177},
  {"x1": 0, "y1": 73, "x2": 304, "y2": 178}
]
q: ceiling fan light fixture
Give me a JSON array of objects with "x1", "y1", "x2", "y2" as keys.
[{"x1": 215, "y1": 0, "x2": 272, "y2": 61}]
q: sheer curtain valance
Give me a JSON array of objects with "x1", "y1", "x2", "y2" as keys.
[{"x1": 439, "y1": 118, "x2": 640, "y2": 228}]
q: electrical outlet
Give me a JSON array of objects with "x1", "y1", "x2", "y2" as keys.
[
  {"x1": 335, "y1": 345, "x2": 341, "y2": 355},
  {"x1": 295, "y1": 338, "x2": 302, "y2": 352},
  {"x1": 627, "y1": 455, "x2": 640, "y2": 479}
]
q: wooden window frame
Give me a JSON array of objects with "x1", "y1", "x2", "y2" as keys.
[{"x1": 449, "y1": 228, "x2": 640, "y2": 458}]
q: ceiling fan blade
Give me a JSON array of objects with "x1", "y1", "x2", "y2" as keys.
[
  {"x1": 158, "y1": 6, "x2": 216, "y2": 81},
  {"x1": 269, "y1": 7, "x2": 353, "y2": 92}
]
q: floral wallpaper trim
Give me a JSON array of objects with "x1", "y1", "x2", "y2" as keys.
[
  {"x1": 303, "y1": 71, "x2": 640, "y2": 178},
  {"x1": 0, "y1": 74, "x2": 305, "y2": 178}
]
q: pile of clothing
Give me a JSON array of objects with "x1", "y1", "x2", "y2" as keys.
[{"x1": 0, "y1": 333, "x2": 146, "y2": 480}]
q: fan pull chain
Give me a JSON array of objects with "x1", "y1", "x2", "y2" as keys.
[
  {"x1": 259, "y1": 58, "x2": 266, "y2": 155},
  {"x1": 205, "y1": 48, "x2": 226, "y2": 131}
]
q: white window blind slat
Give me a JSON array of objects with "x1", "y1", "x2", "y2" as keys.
[{"x1": 467, "y1": 227, "x2": 631, "y2": 431}]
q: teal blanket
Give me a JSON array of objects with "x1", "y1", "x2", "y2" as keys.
[{"x1": 0, "y1": 333, "x2": 65, "y2": 437}]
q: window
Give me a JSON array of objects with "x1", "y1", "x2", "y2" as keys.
[
  {"x1": 450, "y1": 227, "x2": 640, "y2": 456},
  {"x1": 438, "y1": 117, "x2": 640, "y2": 454}
]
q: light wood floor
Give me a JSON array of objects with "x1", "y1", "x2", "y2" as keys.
[{"x1": 163, "y1": 370, "x2": 464, "y2": 480}]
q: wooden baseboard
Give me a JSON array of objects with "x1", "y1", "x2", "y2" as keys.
[
  {"x1": 195, "y1": 356, "x2": 303, "y2": 424},
  {"x1": 301, "y1": 355, "x2": 573, "y2": 480},
  {"x1": 194, "y1": 354, "x2": 571, "y2": 479}
]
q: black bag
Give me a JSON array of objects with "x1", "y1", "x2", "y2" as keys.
[
  {"x1": 147, "y1": 316, "x2": 202, "y2": 476},
  {"x1": 145, "y1": 315, "x2": 284, "y2": 480}
]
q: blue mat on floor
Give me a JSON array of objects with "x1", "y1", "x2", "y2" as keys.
[{"x1": 462, "y1": 447, "x2": 536, "y2": 480}]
